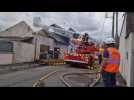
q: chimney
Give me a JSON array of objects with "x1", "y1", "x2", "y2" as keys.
[{"x1": 33, "y1": 17, "x2": 42, "y2": 27}]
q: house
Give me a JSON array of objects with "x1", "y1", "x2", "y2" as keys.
[
  {"x1": 33, "y1": 28, "x2": 55, "y2": 60},
  {"x1": 49, "y1": 24, "x2": 72, "y2": 59},
  {"x1": 0, "y1": 21, "x2": 35, "y2": 65},
  {"x1": 0, "y1": 21, "x2": 73, "y2": 64},
  {"x1": 32, "y1": 23, "x2": 74, "y2": 60},
  {"x1": 0, "y1": 21, "x2": 33, "y2": 38},
  {"x1": 119, "y1": 12, "x2": 134, "y2": 86}
]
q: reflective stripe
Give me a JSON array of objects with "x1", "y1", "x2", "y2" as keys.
[
  {"x1": 109, "y1": 51, "x2": 120, "y2": 64},
  {"x1": 109, "y1": 60, "x2": 120, "y2": 64}
]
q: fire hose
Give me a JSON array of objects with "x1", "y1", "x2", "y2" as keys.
[
  {"x1": 60, "y1": 70, "x2": 101, "y2": 87},
  {"x1": 33, "y1": 68, "x2": 101, "y2": 87}
]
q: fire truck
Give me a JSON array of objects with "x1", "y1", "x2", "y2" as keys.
[{"x1": 64, "y1": 33, "x2": 99, "y2": 68}]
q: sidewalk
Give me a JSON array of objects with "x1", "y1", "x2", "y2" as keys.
[
  {"x1": 95, "y1": 73, "x2": 127, "y2": 87},
  {"x1": 0, "y1": 62, "x2": 39, "y2": 75},
  {"x1": 116, "y1": 73, "x2": 127, "y2": 87}
]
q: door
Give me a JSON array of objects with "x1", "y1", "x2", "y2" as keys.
[{"x1": 40, "y1": 45, "x2": 49, "y2": 53}]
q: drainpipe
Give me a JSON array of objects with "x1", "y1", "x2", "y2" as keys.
[
  {"x1": 12, "y1": 41, "x2": 15, "y2": 64},
  {"x1": 34, "y1": 32, "x2": 38, "y2": 62}
]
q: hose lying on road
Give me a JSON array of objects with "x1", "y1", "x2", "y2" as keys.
[
  {"x1": 60, "y1": 71, "x2": 101, "y2": 87},
  {"x1": 33, "y1": 68, "x2": 101, "y2": 87}
]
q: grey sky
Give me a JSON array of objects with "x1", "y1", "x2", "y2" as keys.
[{"x1": 0, "y1": 12, "x2": 124, "y2": 40}]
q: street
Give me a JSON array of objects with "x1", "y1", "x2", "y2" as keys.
[
  {"x1": 0, "y1": 12, "x2": 128, "y2": 87},
  {"x1": 0, "y1": 65, "x2": 101, "y2": 87},
  {"x1": 0, "y1": 66, "x2": 63, "y2": 87}
]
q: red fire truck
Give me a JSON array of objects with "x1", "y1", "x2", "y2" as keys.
[{"x1": 64, "y1": 35, "x2": 99, "y2": 67}]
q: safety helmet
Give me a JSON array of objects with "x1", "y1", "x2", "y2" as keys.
[{"x1": 104, "y1": 38, "x2": 116, "y2": 44}]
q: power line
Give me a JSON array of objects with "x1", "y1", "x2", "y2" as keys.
[{"x1": 120, "y1": 13, "x2": 126, "y2": 36}]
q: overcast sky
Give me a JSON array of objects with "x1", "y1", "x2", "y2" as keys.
[{"x1": 0, "y1": 12, "x2": 124, "y2": 40}]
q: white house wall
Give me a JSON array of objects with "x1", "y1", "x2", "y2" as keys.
[
  {"x1": 13, "y1": 41, "x2": 35, "y2": 63},
  {"x1": 34, "y1": 35, "x2": 54, "y2": 60},
  {"x1": 119, "y1": 14, "x2": 134, "y2": 86},
  {"x1": 129, "y1": 33, "x2": 134, "y2": 86},
  {"x1": 0, "y1": 53, "x2": 13, "y2": 65},
  {"x1": 119, "y1": 14, "x2": 130, "y2": 86}
]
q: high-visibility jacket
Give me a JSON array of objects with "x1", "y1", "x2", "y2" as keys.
[{"x1": 103, "y1": 47, "x2": 120, "y2": 73}]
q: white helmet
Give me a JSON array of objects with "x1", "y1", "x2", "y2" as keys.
[{"x1": 104, "y1": 38, "x2": 116, "y2": 44}]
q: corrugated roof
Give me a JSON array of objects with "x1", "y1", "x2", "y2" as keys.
[
  {"x1": 0, "y1": 21, "x2": 34, "y2": 38},
  {"x1": 50, "y1": 34, "x2": 69, "y2": 45}
]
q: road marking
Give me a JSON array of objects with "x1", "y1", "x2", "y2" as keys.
[
  {"x1": 33, "y1": 69, "x2": 63, "y2": 87},
  {"x1": 89, "y1": 73, "x2": 101, "y2": 87},
  {"x1": 33, "y1": 67, "x2": 101, "y2": 87}
]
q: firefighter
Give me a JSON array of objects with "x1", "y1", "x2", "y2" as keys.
[
  {"x1": 98, "y1": 43, "x2": 104, "y2": 65},
  {"x1": 82, "y1": 33, "x2": 89, "y2": 43},
  {"x1": 101, "y1": 40, "x2": 120, "y2": 87}
]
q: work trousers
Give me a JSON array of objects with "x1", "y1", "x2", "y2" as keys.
[
  {"x1": 98, "y1": 54, "x2": 102, "y2": 64},
  {"x1": 101, "y1": 70, "x2": 116, "y2": 87}
]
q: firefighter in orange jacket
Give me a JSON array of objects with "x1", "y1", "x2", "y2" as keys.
[{"x1": 101, "y1": 40, "x2": 120, "y2": 87}]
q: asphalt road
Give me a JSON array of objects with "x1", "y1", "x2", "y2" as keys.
[
  {"x1": 0, "y1": 65, "x2": 67, "y2": 87},
  {"x1": 41, "y1": 68, "x2": 98, "y2": 87},
  {"x1": 0, "y1": 65, "x2": 102, "y2": 87}
]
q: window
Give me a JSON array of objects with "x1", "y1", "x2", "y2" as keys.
[{"x1": 0, "y1": 41, "x2": 13, "y2": 53}]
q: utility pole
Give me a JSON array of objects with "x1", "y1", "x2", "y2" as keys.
[
  {"x1": 116, "y1": 12, "x2": 118, "y2": 38},
  {"x1": 106, "y1": 12, "x2": 119, "y2": 48},
  {"x1": 115, "y1": 12, "x2": 119, "y2": 48},
  {"x1": 112, "y1": 12, "x2": 115, "y2": 39}
]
